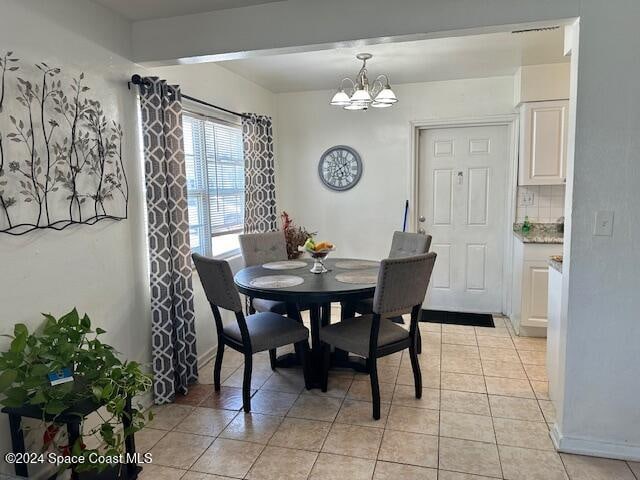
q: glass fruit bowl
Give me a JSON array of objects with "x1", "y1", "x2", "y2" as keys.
[{"x1": 298, "y1": 243, "x2": 335, "y2": 274}]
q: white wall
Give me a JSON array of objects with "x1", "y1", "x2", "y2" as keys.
[
  {"x1": 149, "y1": 62, "x2": 277, "y2": 121},
  {"x1": 555, "y1": 2, "x2": 640, "y2": 459},
  {"x1": 0, "y1": 0, "x2": 146, "y2": 475},
  {"x1": 275, "y1": 76, "x2": 515, "y2": 260},
  {"x1": 130, "y1": 0, "x2": 580, "y2": 65},
  {"x1": 148, "y1": 62, "x2": 277, "y2": 364}
]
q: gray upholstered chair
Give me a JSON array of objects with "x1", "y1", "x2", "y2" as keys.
[
  {"x1": 388, "y1": 230, "x2": 432, "y2": 259},
  {"x1": 344, "y1": 231, "x2": 432, "y2": 352},
  {"x1": 239, "y1": 231, "x2": 312, "y2": 369},
  {"x1": 321, "y1": 252, "x2": 437, "y2": 419},
  {"x1": 193, "y1": 253, "x2": 311, "y2": 412},
  {"x1": 239, "y1": 231, "x2": 290, "y2": 315}
]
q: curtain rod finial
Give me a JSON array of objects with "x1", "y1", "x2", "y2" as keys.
[{"x1": 130, "y1": 74, "x2": 152, "y2": 89}]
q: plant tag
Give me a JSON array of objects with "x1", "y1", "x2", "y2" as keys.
[{"x1": 48, "y1": 367, "x2": 74, "y2": 386}]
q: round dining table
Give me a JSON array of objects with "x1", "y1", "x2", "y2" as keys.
[{"x1": 234, "y1": 257, "x2": 379, "y2": 388}]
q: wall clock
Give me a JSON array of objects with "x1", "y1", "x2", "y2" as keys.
[{"x1": 318, "y1": 145, "x2": 363, "y2": 191}]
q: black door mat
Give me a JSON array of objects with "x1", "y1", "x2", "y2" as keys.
[{"x1": 421, "y1": 309, "x2": 494, "y2": 328}]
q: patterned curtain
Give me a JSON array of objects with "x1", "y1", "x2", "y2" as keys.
[
  {"x1": 138, "y1": 77, "x2": 198, "y2": 404},
  {"x1": 242, "y1": 114, "x2": 277, "y2": 233}
]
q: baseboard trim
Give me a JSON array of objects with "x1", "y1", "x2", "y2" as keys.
[
  {"x1": 198, "y1": 345, "x2": 217, "y2": 370},
  {"x1": 551, "y1": 423, "x2": 640, "y2": 461}
]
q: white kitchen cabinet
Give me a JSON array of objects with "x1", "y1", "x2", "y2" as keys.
[
  {"x1": 518, "y1": 100, "x2": 569, "y2": 185},
  {"x1": 511, "y1": 240, "x2": 562, "y2": 336},
  {"x1": 522, "y1": 263, "x2": 550, "y2": 328}
]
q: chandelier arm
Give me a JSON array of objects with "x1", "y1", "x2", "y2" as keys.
[
  {"x1": 371, "y1": 78, "x2": 385, "y2": 98},
  {"x1": 374, "y1": 74, "x2": 391, "y2": 86},
  {"x1": 356, "y1": 57, "x2": 369, "y2": 88},
  {"x1": 340, "y1": 77, "x2": 356, "y2": 95}
]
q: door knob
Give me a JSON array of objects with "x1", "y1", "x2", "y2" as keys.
[
  {"x1": 418, "y1": 228, "x2": 426, "y2": 234},
  {"x1": 419, "y1": 215, "x2": 426, "y2": 223}
]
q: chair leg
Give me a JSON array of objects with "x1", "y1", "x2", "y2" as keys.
[
  {"x1": 409, "y1": 345, "x2": 422, "y2": 398},
  {"x1": 416, "y1": 328, "x2": 422, "y2": 355},
  {"x1": 214, "y1": 342, "x2": 225, "y2": 391},
  {"x1": 269, "y1": 349, "x2": 277, "y2": 370},
  {"x1": 370, "y1": 357, "x2": 381, "y2": 420},
  {"x1": 298, "y1": 341, "x2": 312, "y2": 390},
  {"x1": 321, "y1": 343, "x2": 331, "y2": 392},
  {"x1": 242, "y1": 353, "x2": 253, "y2": 413}
]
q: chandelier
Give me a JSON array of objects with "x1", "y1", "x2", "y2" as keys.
[{"x1": 330, "y1": 53, "x2": 398, "y2": 111}]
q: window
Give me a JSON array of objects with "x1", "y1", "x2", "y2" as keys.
[{"x1": 183, "y1": 112, "x2": 244, "y2": 257}]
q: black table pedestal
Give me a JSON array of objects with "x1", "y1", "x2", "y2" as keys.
[{"x1": 273, "y1": 301, "x2": 370, "y2": 387}]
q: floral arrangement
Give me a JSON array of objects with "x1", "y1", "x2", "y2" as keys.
[{"x1": 280, "y1": 211, "x2": 315, "y2": 259}]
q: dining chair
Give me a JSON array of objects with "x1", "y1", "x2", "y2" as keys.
[
  {"x1": 321, "y1": 252, "x2": 437, "y2": 419},
  {"x1": 239, "y1": 231, "x2": 290, "y2": 315},
  {"x1": 344, "y1": 230, "x2": 432, "y2": 352},
  {"x1": 192, "y1": 253, "x2": 311, "y2": 412},
  {"x1": 239, "y1": 231, "x2": 312, "y2": 369}
]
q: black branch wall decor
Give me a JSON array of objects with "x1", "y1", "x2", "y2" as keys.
[{"x1": 0, "y1": 52, "x2": 128, "y2": 235}]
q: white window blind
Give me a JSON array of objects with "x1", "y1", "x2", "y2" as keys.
[{"x1": 183, "y1": 113, "x2": 244, "y2": 257}]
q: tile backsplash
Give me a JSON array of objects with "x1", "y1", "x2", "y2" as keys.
[{"x1": 516, "y1": 185, "x2": 565, "y2": 223}]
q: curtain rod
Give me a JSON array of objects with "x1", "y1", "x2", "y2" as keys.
[{"x1": 129, "y1": 74, "x2": 250, "y2": 120}]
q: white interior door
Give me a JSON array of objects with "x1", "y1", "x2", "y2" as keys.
[{"x1": 418, "y1": 125, "x2": 509, "y2": 313}]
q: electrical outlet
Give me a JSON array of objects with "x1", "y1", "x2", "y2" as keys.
[
  {"x1": 520, "y1": 191, "x2": 535, "y2": 206},
  {"x1": 594, "y1": 210, "x2": 614, "y2": 236}
]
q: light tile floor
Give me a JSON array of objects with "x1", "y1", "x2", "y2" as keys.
[{"x1": 139, "y1": 315, "x2": 640, "y2": 480}]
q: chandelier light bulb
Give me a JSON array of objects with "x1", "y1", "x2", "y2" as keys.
[
  {"x1": 344, "y1": 102, "x2": 368, "y2": 111},
  {"x1": 371, "y1": 101, "x2": 393, "y2": 108}
]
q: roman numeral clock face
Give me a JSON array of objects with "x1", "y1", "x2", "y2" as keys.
[{"x1": 318, "y1": 146, "x2": 363, "y2": 191}]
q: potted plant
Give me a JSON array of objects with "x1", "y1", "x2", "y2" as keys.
[
  {"x1": 0, "y1": 309, "x2": 153, "y2": 479},
  {"x1": 280, "y1": 211, "x2": 315, "y2": 259}
]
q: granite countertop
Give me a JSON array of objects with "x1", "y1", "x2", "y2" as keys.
[
  {"x1": 548, "y1": 255, "x2": 563, "y2": 273},
  {"x1": 513, "y1": 223, "x2": 564, "y2": 244}
]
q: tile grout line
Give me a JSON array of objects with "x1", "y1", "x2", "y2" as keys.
[
  {"x1": 305, "y1": 355, "x2": 354, "y2": 479},
  {"x1": 509, "y1": 321, "x2": 570, "y2": 479},
  {"x1": 489, "y1": 321, "x2": 517, "y2": 480}
]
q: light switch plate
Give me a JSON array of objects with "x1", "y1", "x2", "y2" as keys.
[
  {"x1": 520, "y1": 191, "x2": 535, "y2": 206},
  {"x1": 594, "y1": 210, "x2": 614, "y2": 236}
]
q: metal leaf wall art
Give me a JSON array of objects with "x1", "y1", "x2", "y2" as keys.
[{"x1": 0, "y1": 52, "x2": 128, "y2": 235}]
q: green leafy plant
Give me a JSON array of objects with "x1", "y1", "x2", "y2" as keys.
[{"x1": 0, "y1": 309, "x2": 152, "y2": 473}]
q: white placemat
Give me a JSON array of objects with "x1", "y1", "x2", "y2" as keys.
[
  {"x1": 262, "y1": 260, "x2": 307, "y2": 270},
  {"x1": 249, "y1": 275, "x2": 305, "y2": 288},
  {"x1": 335, "y1": 269, "x2": 378, "y2": 285},
  {"x1": 335, "y1": 260, "x2": 380, "y2": 270}
]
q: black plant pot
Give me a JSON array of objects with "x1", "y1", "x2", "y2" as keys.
[{"x1": 74, "y1": 465, "x2": 142, "y2": 480}]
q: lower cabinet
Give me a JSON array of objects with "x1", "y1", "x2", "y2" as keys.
[{"x1": 511, "y1": 240, "x2": 562, "y2": 336}]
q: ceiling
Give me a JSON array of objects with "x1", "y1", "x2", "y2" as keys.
[
  {"x1": 94, "y1": 0, "x2": 284, "y2": 21},
  {"x1": 219, "y1": 28, "x2": 568, "y2": 93}
]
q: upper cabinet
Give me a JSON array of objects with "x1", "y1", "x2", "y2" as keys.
[{"x1": 518, "y1": 100, "x2": 569, "y2": 185}]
